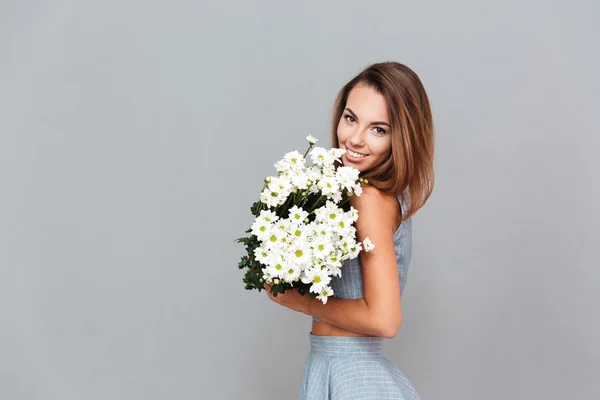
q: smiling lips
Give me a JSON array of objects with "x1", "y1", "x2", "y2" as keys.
[{"x1": 346, "y1": 148, "x2": 368, "y2": 158}]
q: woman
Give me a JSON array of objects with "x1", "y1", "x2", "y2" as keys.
[{"x1": 264, "y1": 61, "x2": 435, "y2": 399}]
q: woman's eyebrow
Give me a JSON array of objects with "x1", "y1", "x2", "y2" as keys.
[{"x1": 345, "y1": 108, "x2": 391, "y2": 127}]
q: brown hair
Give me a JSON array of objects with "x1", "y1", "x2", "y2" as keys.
[{"x1": 331, "y1": 61, "x2": 435, "y2": 221}]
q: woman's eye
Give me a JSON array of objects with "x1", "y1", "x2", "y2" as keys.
[{"x1": 343, "y1": 115, "x2": 386, "y2": 134}]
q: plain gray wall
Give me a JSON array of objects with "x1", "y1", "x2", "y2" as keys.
[{"x1": 1, "y1": 1, "x2": 599, "y2": 399}]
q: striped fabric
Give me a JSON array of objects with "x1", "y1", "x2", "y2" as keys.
[
  {"x1": 301, "y1": 193, "x2": 419, "y2": 398},
  {"x1": 298, "y1": 334, "x2": 420, "y2": 399}
]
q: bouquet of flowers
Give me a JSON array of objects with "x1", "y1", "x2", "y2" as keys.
[{"x1": 235, "y1": 135, "x2": 375, "y2": 304}]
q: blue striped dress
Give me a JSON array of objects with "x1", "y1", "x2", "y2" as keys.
[{"x1": 299, "y1": 194, "x2": 420, "y2": 399}]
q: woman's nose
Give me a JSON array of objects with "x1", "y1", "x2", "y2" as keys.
[{"x1": 349, "y1": 129, "x2": 365, "y2": 146}]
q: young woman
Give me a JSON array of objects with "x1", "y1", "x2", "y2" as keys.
[{"x1": 264, "y1": 61, "x2": 435, "y2": 399}]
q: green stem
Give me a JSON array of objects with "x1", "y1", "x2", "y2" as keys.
[
  {"x1": 300, "y1": 192, "x2": 311, "y2": 208},
  {"x1": 278, "y1": 194, "x2": 293, "y2": 217},
  {"x1": 303, "y1": 143, "x2": 314, "y2": 159},
  {"x1": 307, "y1": 195, "x2": 327, "y2": 214}
]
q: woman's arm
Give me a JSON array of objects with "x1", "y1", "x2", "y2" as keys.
[{"x1": 308, "y1": 185, "x2": 403, "y2": 338}]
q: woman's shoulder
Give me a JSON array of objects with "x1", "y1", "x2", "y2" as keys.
[
  {"x1": 349, "y1": 185, "x2": 400, "y2": 233},
  {"x1": 350, "y1": 183, "x2": 388, "y2": 205},
  {"x1": 352, "y1": 184, "x2": 400, "y2": 208}
]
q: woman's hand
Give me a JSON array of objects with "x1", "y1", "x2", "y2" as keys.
[{"x1": 263, "y1": 283, "x2": 311, "y2": 315}]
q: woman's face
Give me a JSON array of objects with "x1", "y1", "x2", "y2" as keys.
[{"x1": 336, "y1": 83, "x2": 392, "y2": 172}]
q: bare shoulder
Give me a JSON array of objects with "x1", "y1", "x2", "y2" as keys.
[{"x1": 349, "y1": 185, "x2": 398, "y2": 235}]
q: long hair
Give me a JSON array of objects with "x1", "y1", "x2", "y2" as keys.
[{"x1": 331, "y1": 61, "x2": 435, "y2": 221}]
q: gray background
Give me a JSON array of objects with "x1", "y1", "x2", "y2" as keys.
[{"x1": 1, "y1": 1, "x2": 599, "y2": 399}]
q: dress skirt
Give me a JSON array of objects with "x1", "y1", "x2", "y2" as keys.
[{"x1": 298, "y1": 333, "x2": 420, "y2": 400}]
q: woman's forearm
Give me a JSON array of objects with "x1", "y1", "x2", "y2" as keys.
[{"x1": 307, "y1": 296, "x2": 389, "y2": 337}]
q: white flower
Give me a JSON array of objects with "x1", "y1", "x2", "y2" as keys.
[
  {"x1": 283, "y1": 151, "x2": 305, "y2": 171},
  {"x1": 261, "y1": 176, "x2": 293, "y2": 207},
  {"x1": 327, "y1": 264, "x2": 342, "y2": 278},
  {"x1": 309, "y1": 147, "x2": 333, "y2": 167},
  {"x1": 274, "y1": 160, "x2": 292, "y2": 174},
  {"x1": 344, "y1": 225, "x2": 357, "y2": 238},
  {"x1": 316, "y1": 286, "x2": 334, "y2": 304},
  {"x1": 253, "y1": 246, "x2": 271, "y2": 264},
  {"x1": 306, "y1": 165, "x2": 322, "y2": 182},
  {"x1": 315, "y1": 201, "x2": 342, "y2": 225},
  {"x1": 312, "y1": 237, "x2": 334, "y2": 260},
  {"x1": 353, "y1": 183, "x2": 363, "y2": 196},
  {"x1": 290, "y1": 170, "x2": 309, "y2": 190},
  {"x1": 258, "y1": 209, "x2": 279, "y2": 223},
  {"x1": 325, "y1": 148, "x2": 343, "y2": 168},
  {"x1": 250, "y1": 210, "x2": 278, "y2": 240},
  {"x1": 321, "y1": 164, "x2": 336, "y2": 177},
  {"x1": 250, "y1": 220, "x2": 272, "y2": 241},
  {"x1": 330, "y1": 147, "x2": 346, "y2": 159},
  {"x1": 274, "y1": 151, "x2": 305, "y2": 174},
  {"x1": 287, "y1": 205, "x2": 309, "y2": 225},
  {"x1": 281, "y1": 263, "x2": 302, "y2": 283},
  {"x1": 306, "y1": 135, "x2": 319, "y2": 144},
  {"x1": 335, "y1": 215, "x2": 353, "y2": 232},
  {"x1": 287, "y1": 225, "x2": 309, "y2": 243},
  {"x1": 301, "y1": 267, "x2": 332, "y2": 294},
  {"x1": 271, "y1": 176, "x2": 293, "y2": 193},
  {"x1": 326, "y1": 250, "x2": 343, "y2": 269},
  {"x1": 264, "y1": 259, "x2": 285, "y2": 277},
  {"x1": 264, "y1": 254, "x2": 297, "y2": 282},
  {"x1": 362, "y1": 237, "x2": 375, "y2": 252},
  {"x1": 348, "y1": 206, "x2": 359, "y2": 222},
  {"x1": 317, "y1": 176, "x2": 340, "y2": 197},
  {"x1": 338, "y1": 234, "x2": 357, "y2": 260},
  {"x1": 347, "y1": 242, "x2": 362, "y2": 259},
  {"x1": 313, "y1": 223, "x2": 333, "y2": 239},
  {"x1": 264, "y1": 228, "x2": 287, "y2": 251},
  {"x1": 260, "y1": 188, "x2": 282, "y2": 208},
  {"x1": 289, "y1": 240, "x2": 311, "y2": 265},
  {"x1": 329, "y1": 190, "x2": 342, "y2": 203},
  {"x1": 273, "y1": 217, "x2": 291, "y2": 232},
  {"x1": 335, "y1": 166, "x2": 360, "y2": 191}
]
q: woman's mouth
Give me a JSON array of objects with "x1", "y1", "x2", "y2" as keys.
[{"x1": 346, "y1": 149, "x2": 368, "y2": 159}]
